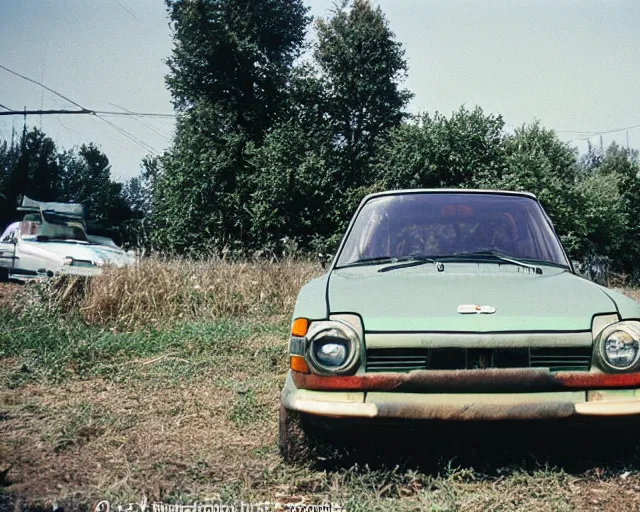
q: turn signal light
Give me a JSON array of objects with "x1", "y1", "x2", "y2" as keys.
[
  {"x1": 290, "y1": 355, "x2": 310, "y2": 373},
  {"x1": 291, "y1": 318, "x2": 310, "y2": 337}
]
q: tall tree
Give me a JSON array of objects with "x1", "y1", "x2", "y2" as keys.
[
  {"x1": 315, "y1": 0, "x2": 413, "y2": 186},
  {"x1": 153, "y1": 0, "x2": 312, "y2": 251},
  {"x1": 165, "y1": 0, "x2": 311, "y2": 141},
  {"x1": 0, "y1": 139, "x2": 20, "y2": 229},
  {"x1": 15, "y1": 128, "x2": 62, "y2": 203}
]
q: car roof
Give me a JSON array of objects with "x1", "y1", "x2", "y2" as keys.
[{"x1": 362, "y1": 188, "x2": 538, "y2": 202}]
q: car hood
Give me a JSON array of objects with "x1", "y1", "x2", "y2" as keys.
[
  {"x1": 328, "y1": 263, "x2": 618, "y2": 332},
  {"x1": 22, "y1": 240, "x2": 134, "y2": 267}
]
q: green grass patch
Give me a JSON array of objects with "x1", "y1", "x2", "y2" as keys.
[{"x1": 0, "y1": 308, "x2": 288, "y2": 387}]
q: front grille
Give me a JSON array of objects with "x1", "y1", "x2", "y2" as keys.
[{"x1": 366, "y1": 347, "x2": 592, "y2": 372}]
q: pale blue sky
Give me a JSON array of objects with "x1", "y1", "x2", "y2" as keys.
[{"x1": 1, "y1": 0, "x2": 638, "y2": 181}]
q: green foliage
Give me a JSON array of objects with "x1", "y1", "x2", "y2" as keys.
[
  {"x1": 580, "y1": 143, "x2": 640, "y2": 276},
  {"x1": 376, "y1": 107, "x2": 506, "y2": 189},
  {"x1": 152, "y1": 0, "x2": 312, "y2": 252},
  {"x1": 315, "y1": 0, "x2": 412, "y2": 185},
  {"x1": 144, "y1": 0, "x2": 640, "y2": 276},
  {"x1": 165, "y1": 0, "x2": 310, "y2": 142},
  {"x1": 248, "y1": 118, "x2": 341, "y2": 250},
  {"x1": 150, "y1": 103, "x2": 251, "y2": 252}
]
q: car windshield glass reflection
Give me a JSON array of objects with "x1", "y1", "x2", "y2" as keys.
[
  {"x1": 40, "y1": 212, "x2": 89, "y2": 243},
  {"x1": 335, "y1": 193, "x2": 568, "y2": 268}
]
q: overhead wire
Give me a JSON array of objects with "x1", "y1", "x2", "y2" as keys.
[
  {"x1": 92, "y1": 113, "x2": 160, "y2": 155},
  {"x1": 556, "y1": 123, "x2": 640, "y2": 136},
  {"x1": 56, "y1": 116, "x2": 84, "y2": 136},
  {"x1": 108, "y1": 102, "x2": 172, "y2": 141},
  {"x1": 0, "y1": 62, "x2": 170, "y2": 153},
  {"x1": 0, "y1": 63, "x2": 89, "y2": 112},
  {"x1": 113, "y1": 0, "x2": 139, "y2": 20}
]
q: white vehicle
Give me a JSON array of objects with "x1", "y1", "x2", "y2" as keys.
[{"x1": 0, "y1": 196, "x2": 136, "y2": 282}]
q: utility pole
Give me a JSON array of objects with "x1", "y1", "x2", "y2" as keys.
[
  {"x1": 600, "y1": 134, "x2": 604, "y2": 153},
  {"x1": 17, "y1": 106, "x2": 29, "y2": 200},
  {"x1": 627, "y1": 130, "x2": 630, "y2": 151}
]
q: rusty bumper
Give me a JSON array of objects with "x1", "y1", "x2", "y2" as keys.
[
  {"x1": 283, "y1": 370, "x2": 640, "y2": 421},
  {"x1": 291, "y1": 368, "x2": 640, "y2": 393}
]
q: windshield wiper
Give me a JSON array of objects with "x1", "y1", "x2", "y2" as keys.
[
  {"x1": 378, "y1": 255, "x2": 438, "y2": 273},
  {"x1": 337, "y1": 256, "x2": 396, "y2": 269},
  {"x1": 439, "y1": 251, "x2": 543, "y2": 275}
]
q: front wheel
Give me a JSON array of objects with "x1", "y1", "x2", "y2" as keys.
[
  {"x1": 0, "y1": 267, "x2": 8, "y2": 283},
  {"x1": 279, "y1": 406, "x2": 339, "y2": 464}
]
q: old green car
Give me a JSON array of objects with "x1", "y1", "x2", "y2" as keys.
[{"x1": 279, "y1": 189, "x2": 640, "y2": 462}]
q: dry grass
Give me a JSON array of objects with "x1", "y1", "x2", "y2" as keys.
[
  {"x1": 40, "y1": 257, "x2": 323, "y2": 329},
  {"x1": 4, "y1": 268, "x2": 640, "y2": 510}
]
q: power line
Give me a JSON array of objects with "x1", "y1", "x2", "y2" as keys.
[
  {"x1": 108, "y1": 102, "x2": 172, "y2": 141},
  {"x1": 113, "y1": 0, "x2": 139, "y2": 20},
  {"x1": 1, "y1": 64, "x2": 169, "y2": 154},
  {"x1": 0, "y1": 63, "x2": 89, "y2": 111},
  {"x1": 94, "y1": 110, "x2": 175, "y2": 118},
  {"x1": 557, "y1": 123, "x2": 640, "y2": 136},
  {"x1": 56, "y1": 116, "x2": 84, "y2": 137},
  {"x1": 0, "y1": 103, "x2": 11, "y2": 111},
  {"x1": 0, "y1": 108, "x2": 175, "y2": 118},
  {"x1": 93, "y1": 113, "x2": 160, "y2": 155}
]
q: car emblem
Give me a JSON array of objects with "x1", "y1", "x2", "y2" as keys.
[{"x1": 457, "y1": 304, "x2": 497, "y2": 314}]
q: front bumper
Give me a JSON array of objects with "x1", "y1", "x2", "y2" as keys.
[
  {"x1": 282, "y1": 371, "x2": 640, "y2": 421},
  {"x1": 58, "y1": 265, "x2": 102, "y2": 277}
]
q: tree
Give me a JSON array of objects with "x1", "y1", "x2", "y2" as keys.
[
  {"x1": 151, "y1": 104, "x2": 249, "y2": 252},
  {"x1": 59, "y1": 143, "x2": 133, "y2": 243},
  {"x1": 376, "y1": 107, "x2": 507, "y2": 189},
  {"x1": 153, "y1": 0, "x2": 312, "y2": 251},
  {"x1": 16, "y1": 128, "x2": 62, "y2": 203},
  {"x1": 248, "y1": 117, "x2": 341, "y2": 252},
  {"x1": 165, "y1": 0, "x2": 310, "y2": 141},
  {"x1": 0, "y1": 138, "x2": 20, "y2": 229},
  {"x1": 315, "y1": 0, "x2": 413, "y2": 186}
]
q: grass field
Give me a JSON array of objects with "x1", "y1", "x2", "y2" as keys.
[{"x1": 2, "y1": 261, "x2": 640, "y2": 511}]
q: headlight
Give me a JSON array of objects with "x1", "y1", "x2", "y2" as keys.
[
  {"x1": 62, "y1": 256, "x2": 73, "y2": 266},
  {"x1": 314, "y1": 337, "x2": 349, "y2": 367},
  {"x1": 598, "y1": 322, "x2": 640, "y2": 371},
  {"x1": 298, "y1": 319, "x2": 361, "y2": 375}
]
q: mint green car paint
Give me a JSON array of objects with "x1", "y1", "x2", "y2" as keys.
[
  {"x1": 328, "y1": 263, "x2": 617, "y2": 333},
  {"x1": 292, "y1": 274, "x2": 330, "y2": 321},
  {"x1": 597, "y1": 286, "x2": 640, "y2": 320}
]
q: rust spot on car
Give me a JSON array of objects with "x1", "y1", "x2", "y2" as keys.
[
  {"x1": 375, "y1": 401, "x2": 576, "y2": 421},
  {"x1": 555, "y1": 372, "x2": 640, "y2": 388},
  {"x1": 292, "y1": 369, "x2": 640, "y2": 392}
]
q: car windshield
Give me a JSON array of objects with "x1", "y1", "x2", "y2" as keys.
[
  {"x1": 335, "y1": 192, "x2": 569, "y2": 268},
  {"x1": 39, "y1": 212, "x2": 89, "y2": 242}
]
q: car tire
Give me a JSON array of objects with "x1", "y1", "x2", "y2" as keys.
[
  {"x1": 0, "y1": 267, "x2": 8, "y2": 283},
  {"x1": 278, "y1": 405, "x2": 337, "y2": 464}
]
